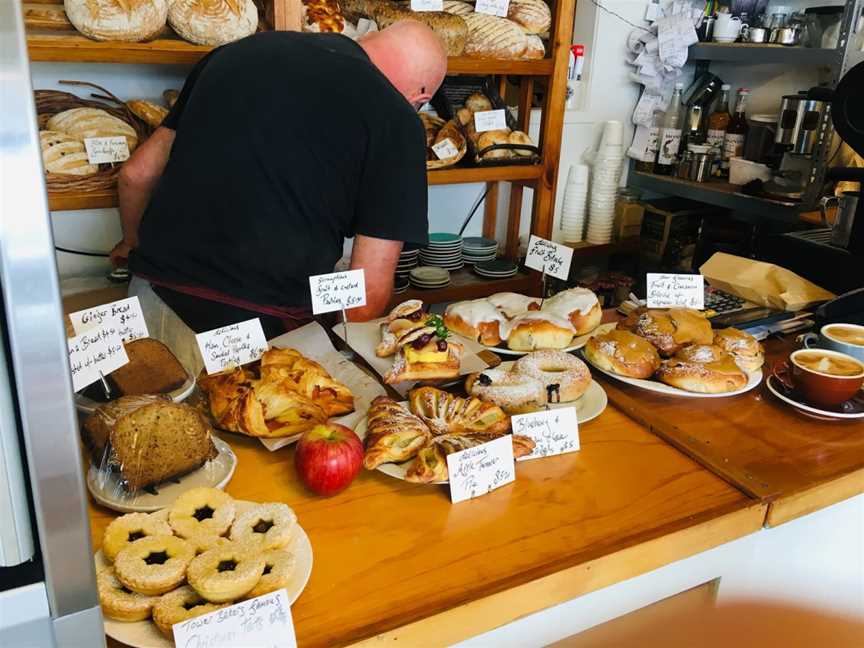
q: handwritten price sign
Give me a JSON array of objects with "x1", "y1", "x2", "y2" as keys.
[
  {"x1": 83, "y1": 136, "x2": 130, "y2": 164},
  {"x1": 309, "y1": 269, "x2": 366, "y2": 315},
  {"x1": 646, "y1": 273, "x2": 705, "y2": 309},
  {"x1": 512, "y1": 408, "x2": 580, "y2": 461},
  {"x1": 524, "y1": 234, "x2": 574, "y2": 281},
  {"x1": 475, "y1": 0, "x2": 510, "y2": 16},
  {"x1": 172, "y1": 589, "x2": 297, "y2": 648},
  {"x1": 67, "y1": 324, "x2": 129, "y2": 392},
  {"x1": 410, "y1": 0, "x2": 443, "y2": 10},
  {"x1": 474, "y1": 109, "x2": 508, "y2": 133},
  {"x1": 447, "y1": 435, "x2": 515, "y2": 504},
  {"x1": 69, "y1": 296, "x2": 148, "y2": 343},
  {"x1": 195, "y1": 318, "x2": 269, "y2": 375}
]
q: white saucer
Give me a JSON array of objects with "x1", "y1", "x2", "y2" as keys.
[{"x1": 765, "y1": 375, "x2": 864, "y2": 420}]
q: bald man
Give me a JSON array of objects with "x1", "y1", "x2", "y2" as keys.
[{"x1": 113, "y1": 22, "x2": 447, "y2": 340}]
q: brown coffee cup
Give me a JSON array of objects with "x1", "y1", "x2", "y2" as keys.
[{"x1": 776, "y1": 349, "x2": 864, "y2": 407}]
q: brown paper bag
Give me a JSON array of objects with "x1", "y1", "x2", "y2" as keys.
[{"x1": 699, "y1": 252, "x2": 835, "y2": 312}]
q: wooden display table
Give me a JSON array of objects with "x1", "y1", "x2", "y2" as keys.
[
  {"x1": 595, "y1": 336, "x2": 864, "y2": 527},
  {"x1": 90, "y1": 407, "x2": 762, "y2": 647}
]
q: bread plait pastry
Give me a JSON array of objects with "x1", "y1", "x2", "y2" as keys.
[{"x1": 64, "y1": 0, "x2": 168, "y2": 42}]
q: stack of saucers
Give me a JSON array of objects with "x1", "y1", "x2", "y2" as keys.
[
  {"x1": 409, "y1": 266, "x2": 451, "y2": 289},
  {"x1": 419, "y1": 233, "x2": 463, "y2": 271},
  {"x1": 474, "y1": 259, "x2": 518, "y2": 279},
  {"x1": 462, "y1": 236, "x2": 498, "y2": 265},
  {"x1": 393, "y1": 275, "x2": 410, "y2": 294},
  {"x1": 396, "y1": 247, "x2": 420, "y2": 277}
]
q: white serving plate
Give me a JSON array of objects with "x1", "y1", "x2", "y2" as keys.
[
  {"x1": 582, "y1": 351, "x2": 763, "y2": 398},
  {"x1": 464, "y1": 322, "x2": 616, "y2": 357},
  {"x1": 765, "y1": 375, "x2": 864, "y2": 420},
  {"x1": 95, "y1": 509, "x2": 312, "y2": 648},
  {"x1": 87, "y1": 436, "x2": 237, "y2": 513},
  {"x1": 75, "y1": 371, "x2": 196, "y2": 415}
]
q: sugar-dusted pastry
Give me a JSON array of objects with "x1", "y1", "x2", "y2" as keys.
[
  {"x1": 656, "y1": 345, "x2": 748, "y2": 394},
  {"x1": 408, "y1": 386, "x2": 510, "y2": 437},
  {"x1": 152, "y1": 586, "x2": 227, "y2": 637},
  {"x1": 102, "y1": 512, "x2": 173, "y2": 563},
  {"x1": 363, "y1": 396, "x2": 432, "y2": 469},
  {"x1": 501, "y1": 311, "x2": 575, "y2": 352},
  {"x1": 487, "y1": 292, "x2": 541, "y2": 319},
  {"x1": 713, "y1": 327, "x2": 764, "y2": 372},
  {"x1": 97, "y1": 567, "x2": 159, "y2": 621},
  {"x1": 64, "y1": 0, "x2": 168, "y2": 42},
  {"x1": 513, "y1": 350, "x2": 592, "y2": 403},
  {"x1": 168, "y1": 0, "x2": 258, "y2": 46},
  {"x1": 464, "y1": 368, "x2": 546, "y2": 414},
  {"x1": 243, "y1": 549, "x2": 296, "y2": 600},
  {"x1": 114, "y1": 535, "x2": 195, "y2": 596},
  {"x1": 539, "y1": 287, "x2": 602, "y2": 336},
  {"x1": 169, "y1": 487, "x2": 236, "y2": 539},
  {"x1": 618, "y1": 307, "x2": 713, "y2": 357},
  {"x1": 230, "y1": 503, "x2": 297, "y2": 551},
  {"x1": 584, "y1": 329, "x2": 661, "y2": 379},
  {"x1": 187, "y1": 542, "x2": 265, "y2": 603},
  {"x1": 444, "y1": 298, "x2": 508, "y2": 346}
]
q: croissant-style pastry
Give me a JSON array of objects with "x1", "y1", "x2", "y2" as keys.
[
  {"x1": 363, "y1": 396, "x2": 432, "y2": 469},
  {"x1": 618, "y1": 308, "x2": 713, "y2": 357},
  {"x1": 259, "y1": 348, "x2": 354, "y2": 417},
  {"x1": 405, "y1": 442, "x2": 448, "y2": 483},
  {"x1": 408, "y1": 387, "x2": 510, "y2": 437}
]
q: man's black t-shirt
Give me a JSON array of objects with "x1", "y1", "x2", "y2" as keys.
[{"x1": 131, "y1": 31, "x2": 428, "y2": 309}]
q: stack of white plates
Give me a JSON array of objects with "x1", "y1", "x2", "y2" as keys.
[
  {"x1": 409, "y1": 266, "x2": 451, "y2": 289},
  {"x1": 419, "y1": 233, "x2": 463, "y2": 271},
  {"x1": 396, "y1": 248, "x2": 420, "y2": 277},
  {"x1": 462, "y1": 236, "x2": 498, "y2": 265},
  {"x1": 474, "y1": 259, "x2": 518, "y2": 279}
]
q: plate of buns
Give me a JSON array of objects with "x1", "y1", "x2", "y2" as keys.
[
  {"x1": 356, "y1": 387, "x2": 535, "y2": 484},
  {"x1": 75, "y1": 338, "x2": 195, "y2": 414},
  {"x1": 95, "y1": 488, "x2": 312, "y2": 648},
  {"x1": 582, "y1": 308, "x2": 764, "y2": 397},
  {"x1": 82, "y1": 396, "x2": 236, "y2": 513},
  {"x1": 444, "y1": 289, "x2": 608, "y2": 355},
  {"x1": 464, "y1": 351, "x2": 607, "y2": 424}
]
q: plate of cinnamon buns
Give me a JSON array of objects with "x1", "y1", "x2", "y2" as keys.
[
  {"x1": 583, "y1": 308, "x2": 764, "y2": 396},
  {"x1": 444, "y1": 288, "x2": 604, "y2": 355}
]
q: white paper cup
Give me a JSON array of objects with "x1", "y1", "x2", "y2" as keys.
[{"x1": 600, "y1": 120, "x2": 624, "y2": 148}]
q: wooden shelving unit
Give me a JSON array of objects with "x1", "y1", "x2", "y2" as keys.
[
  {"x1": 48, "y1": 189, "x2": 116, "y2": 211},
  {"x1": 388, "y1": 269, "x2": 537, "y2": 309}
]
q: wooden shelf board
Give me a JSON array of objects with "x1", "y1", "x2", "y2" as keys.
[
  {"x1": 390, "y1": 269, "x2": 538, "y2": 308},
  {"x1": 427, "y1": 165, "x2": 542, "y2": 186},
  {"x1": 446, "y1": 57, "x2": 554, "y2": 76},
  {"x1": 27, "y1": 32, "x2": 213, "y2": 64},
  {"x1": 564, "y1": 238, "x2": 641, "y2": 258},
  {"x1": 48, "y1": 189, "x2": 116, "y2": 211}
]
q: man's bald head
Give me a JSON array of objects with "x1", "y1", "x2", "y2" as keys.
[{"x1": 359, "y1": 21, "x2": 448, "y2": 109}]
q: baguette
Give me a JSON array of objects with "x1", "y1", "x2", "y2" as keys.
[{"x1": 126, "y1": 100, "x2": 169, "y2": 129}]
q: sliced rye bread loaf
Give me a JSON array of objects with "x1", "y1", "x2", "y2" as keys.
[{"x1": 108, "y1": 338, "x2": 188, "y2": 396}]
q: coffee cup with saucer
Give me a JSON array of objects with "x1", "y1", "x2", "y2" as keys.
[
  {"x1": 770, "y1": 348, "x2": 864, "y2": 419},
  {"x1": 801, "y1": 323, "x2": 864, "y2": 363}
]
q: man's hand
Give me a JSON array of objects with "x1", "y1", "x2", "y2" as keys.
[
  {"x1": 348, "y1": 234, "x2": 403, "y2": 321},
  {"x1": 109, "y1": 240, "x2": 135, "y2": 268}
]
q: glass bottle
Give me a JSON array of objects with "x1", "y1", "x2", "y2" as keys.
[
  {"x1": 634, "y1": 110, "x2": 664, "y2": 173},
  {"x1": 722, "y1": 88, "x2": 750, "y2": 175},
  {"x1": 655, "y1": 82, "x2": 685, "y2": 176},
  {"x1": 706, "y1": 84, "x2": 731, "y2": 177}
]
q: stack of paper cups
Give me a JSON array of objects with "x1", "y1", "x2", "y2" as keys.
[
  {"x1": 560, "y1": 164, "x2": 588, "y2": 243},
  {"x1": 586, "y1": 121, "x2": 626, "y2": 245}
]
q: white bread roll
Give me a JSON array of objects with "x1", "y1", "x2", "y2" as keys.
[
  {"x1": 40, "y1": 131, "x2": 98, "y2": 176},
  {"x1": 64, "y1": 0, "x2": 168, "y2": 42},
  {"x1": 168, "y1": 0, "x2": 258, "y2": 46}
]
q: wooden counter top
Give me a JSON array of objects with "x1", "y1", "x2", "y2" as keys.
[
  {"x1": 91, "y1": 407, "x2": 762, "y2": 647},
  {"x1": 595, "y1": 336, "x2": 864, "y2": 527}
]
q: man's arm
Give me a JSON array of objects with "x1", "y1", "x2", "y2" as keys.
[
  {"x1": 109, "y1": 127, "x2": 175, "y2": 267},
  {"x1": 347, "y1": 234, "x2": 402, "y2": 321}
]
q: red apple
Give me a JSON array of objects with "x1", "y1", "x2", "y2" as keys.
[{"x1": 294, "y1": 423, "x2": 363, "y2": 496}]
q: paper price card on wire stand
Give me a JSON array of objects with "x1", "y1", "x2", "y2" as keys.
[
  {"x1": 172, "y1": 589, "x2": 297, "y2": 648},
  {"x1": 512, "y1": 408, "x2": 580, "y2": 461},
  {"x1": 69, "y1": 296, "x2": 148, "y2": 343},
  {"x1": 410, "y1": 0, "x2": 443, "y2": 10},
  {"x1": 525, "y1": 235, "x2": 573, "y2": 281},
  {"x1": 309, "y1": 269, "x2": 366, "y2": 315},
  {"x1": 646, "y1": 273, "x2": 705, "y2": 309},
  {"x1": 67, "y1": 324, "x2": 129, "y2": 392},
  {"x1": 475, "y1": 0, "x2": 510, "y2": 17},
  {"x1": 84, "y1": 136, "x2": 130, "y2": 164},
  {"x1": 431, "y1": 138, "x2": 459, "y2": 160},
  {"x1": 474, "y1": 109, "x2": 508, "y2": 133},
  {"x1": 196, "y1": 318, "x2": 269, "y2": 375},
  {"x1": 447, "y1": 435, "x2": 515, "y2": 504}
]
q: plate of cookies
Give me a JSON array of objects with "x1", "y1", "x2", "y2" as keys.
[
  {"x1": 582, "y1": 308, "x2": 764, "y2": 397},
  {"x1": 444, "y1": 289, "x2": 611, "y2": 356},
  {"x1": 465, "y1": 350, "x2": 608, "y2": 424},
  {"x1": 355, "y1": 387, "x2": 536, "y2": 484},
  {"x1": 95, "y1": 488, "x2": 312, "y2": 647}
]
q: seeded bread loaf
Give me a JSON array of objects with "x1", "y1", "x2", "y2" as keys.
[
  {"x1": 507, "y1": 0, "x2": 550, "y2": 34},
  {"x1": 85, "y1": 398, "x2": 218, "y2": 491},
  {"x1": 82, "y1": 395, "x2": 168, "y2": 460},
  {"x1": 46, "y1": 107, "x2": 139, "y2": 152},
  {"x1": 40, "y1": 131, "x2": 98, "y2": 176},
  {"x1": 463, "y1": 13, "x2": 528, "y2": 59},
  {"x1": 64, "y1": 0, "x2": 168, "y2": 42}
]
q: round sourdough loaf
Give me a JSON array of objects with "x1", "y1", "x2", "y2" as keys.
[
  {"x1": 64, "y1": 0, "x2": 168, "y2": 42},
  {"x1": 168, "y1": 0, "x2": 258, "y2": 46},
  {"x1": 47, "y1": 107, "x2": 139, "y2": 151},
  {"x1": 507, "y1": 0, "x2": 551, "y2": 34}
]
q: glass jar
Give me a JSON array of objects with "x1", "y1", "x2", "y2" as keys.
[{"x1": 614, "y1": 190, "x2": 644, "y2": 241}]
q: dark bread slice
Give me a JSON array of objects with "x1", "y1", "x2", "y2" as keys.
[
  {"x1": 81, "y1": 394, "x2": 168, "y2": 461},
  {"x1": 109, "y1": 339, "x2": 188, "y2": 396},
  {"x1": 108, "y1": 401, "x2": 218, "y2": 491}
]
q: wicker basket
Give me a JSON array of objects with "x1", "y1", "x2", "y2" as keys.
[
  {"x1": 424, "y1": 115, "x2": 468, "y2": 170},
  {"x1": 35, "y1": 80, "x2": 151, "y2": 193}
]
